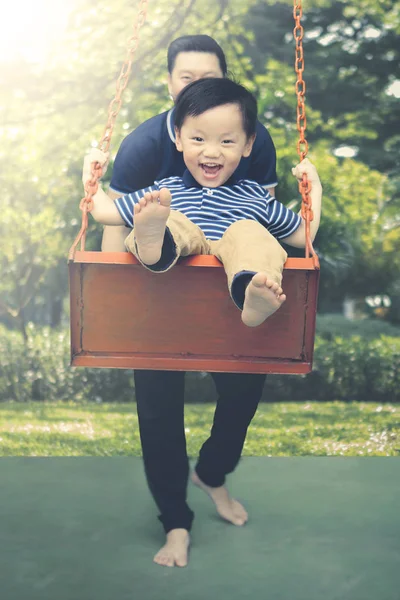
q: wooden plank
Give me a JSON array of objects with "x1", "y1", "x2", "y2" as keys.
[
  {"x1": 302, "y1": 269, "x2": 320, "y2": 368},
  {"x1": 69, "y1": 256, "x2": 318, "y2": 373},
  {"x1": 72, "y1": 251, "x2": 317, "y2": 271},
  {"x1": 78, "y1": 264, "x2": 306, "y2": 359},
  {"x1": 69, "y1": 263, "x2": 83, "y2": 360},
  {"x1": 71, "y1": 353, "x2": 312, "y2": 374}
]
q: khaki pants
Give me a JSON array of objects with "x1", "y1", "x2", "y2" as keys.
[{"x1": 125, "y1": 211, "x2": 287, "y2": 309}]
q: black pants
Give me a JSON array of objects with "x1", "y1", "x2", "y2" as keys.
[{"x1": 134, "y1": 370, "x2": 266, "y2": 534}]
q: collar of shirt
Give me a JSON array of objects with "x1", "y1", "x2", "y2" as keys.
[
  {"x1": 182, "y1": 169, "x2": 239, "y2": 189},
  {"x1": 167, "y1": 108, "x2": 176, "y2": 142}
]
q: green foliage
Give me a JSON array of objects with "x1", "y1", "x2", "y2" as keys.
[
  {"x1": 262, "y1": 334, "x2": 400, "y2": 402},
  {"x1": 310, "y1": 335, "x2": 400, "y2": 401},
  {"x1": 316, "y1": 313, "x2": 400, "y2": 339},
  {"x1": 0, "y1": 324, "x2": 399, "y2": 404},
  {"x1": 0, "y1": 324, "x2": 134, "y2": 404},
  {"x1": 1, "y1": 0, "x2": 399, "y2": 325}
]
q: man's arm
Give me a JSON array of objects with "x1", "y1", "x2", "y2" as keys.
[{"x1": 281, "y1": 159, "x2": 322, "y2": 248}]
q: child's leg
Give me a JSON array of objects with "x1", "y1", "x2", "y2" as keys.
[
  {"x1": 124, "y1": 190, "x2": 209, "y2": 272},
  {"x1": 211, "y1": 220, "x2": 288, "y2": 326}
]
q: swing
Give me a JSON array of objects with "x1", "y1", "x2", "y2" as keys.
[{"x1": 68, "y1": 0, "x2": 320, "y2": 374}]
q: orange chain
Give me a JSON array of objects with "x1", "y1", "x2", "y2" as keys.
[
  {"x1": 293, "y1": 0, "x2": 316, "y2": 262},
  {"x1": 75, "y1": 0, "x2": 148, "y2": 253}
]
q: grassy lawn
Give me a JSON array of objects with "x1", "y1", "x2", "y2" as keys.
[{"x1": 0, "y1": 401, "x2": 398, "y2": 457}]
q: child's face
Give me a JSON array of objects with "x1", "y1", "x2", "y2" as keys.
[{"x1": 175, "y1": 103, "x2": 255, "y2": 188}]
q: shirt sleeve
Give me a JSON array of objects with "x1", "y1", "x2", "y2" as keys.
[
  {"x1": 114, "y1": 183, "x2": 160, "y2": 228},
  {"x1": 110, "y1": 127, "x2": 161, "y2": 194},
  {"x1": 248, "y1": 121, "x2": 278, "y2": 188},
  {"x1": 264, "y1": 192, "x2": 302, "y2": 239}
]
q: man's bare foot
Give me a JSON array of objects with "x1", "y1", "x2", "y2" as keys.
[
  {"x1": 153, "y1": 528, "x2": 190, "y2": 568},
  {"x1": 133, "y1": 188, "x2": 171, "y2": 265},
  {"x1": 241, "y1": 272, "x2": 286, "y2": 327},
  {"x1": 191, "y1": 471, "x2": 248, "y2": 526}
]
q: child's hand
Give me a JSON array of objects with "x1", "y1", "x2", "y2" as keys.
[
  {"x1": 292, "y1": 158, "x2": 321, "y2": 186},
  {"x1": 82, "y1": 148, "x2": 110, "y2": 186}
]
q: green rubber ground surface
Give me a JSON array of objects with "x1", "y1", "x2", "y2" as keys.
[{"x1": 1, "y1": 457, "x2": 399, "y2": 600}]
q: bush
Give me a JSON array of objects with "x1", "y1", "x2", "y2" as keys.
[
  {"x1": 261, "y1": 335, "x2": 400, "y2": 403},
  {"x1": 0, "y1": 324, "x2": 135, "y2": 403},
  {"x1": 316, "y1": 313, "x2": 400, "y2": 340},
  {"x1": 0, "y1": 323, "x2": 399, "y2": 403}
]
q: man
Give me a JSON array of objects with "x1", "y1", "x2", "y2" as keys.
[{"x1": 99, "y1": 35, "x2": 278, "y2": 568}]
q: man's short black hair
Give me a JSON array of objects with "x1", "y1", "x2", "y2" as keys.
[
  {"x1": 167, "y1": 35, "x2": 227, "y2": 76},
  {"x1": 174, "y1": 78, "x2": 258, "y2": 139}
]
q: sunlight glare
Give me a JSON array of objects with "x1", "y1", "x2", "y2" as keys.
[{"x1": 0, "y1": 0, "x2": 72, "y2": 63}]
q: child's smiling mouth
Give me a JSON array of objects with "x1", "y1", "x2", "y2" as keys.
[{"x1": 200, "y1": 163, "x2": 223, "y2": 178}]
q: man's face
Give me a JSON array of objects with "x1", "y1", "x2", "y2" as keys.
[
  {"x1": 168, "y1": 51, "x2": 224, "y2": 101},
  {"x1": 175, "y1": 103, "x2": 255, "y2": 188}
]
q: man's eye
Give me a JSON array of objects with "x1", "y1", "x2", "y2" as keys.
[{"x1": 182, "y1": 76, "x2": 192, "y2": 81}]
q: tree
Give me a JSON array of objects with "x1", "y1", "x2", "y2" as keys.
[{"x1": 1, "y1": 0, "x2": 399, "y2": 329}]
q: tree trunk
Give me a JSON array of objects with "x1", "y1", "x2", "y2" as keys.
[{"x1": 17, "y1": 310, "x2": 28, "y2": 344}]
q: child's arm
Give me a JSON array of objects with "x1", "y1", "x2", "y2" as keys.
[
  {"x1": 82, "y1": 149, "x2": 125, "y2": 226},
  {"x1": 281, "y1": 158, "x2": 322, "y2": 248}
]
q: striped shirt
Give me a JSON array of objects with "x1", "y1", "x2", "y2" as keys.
[{"x1": 114, "y1": 170, "x2": 301, "y2": 241}]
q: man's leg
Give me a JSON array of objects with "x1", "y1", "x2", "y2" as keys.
[
  {"x1": 195, "y1": 372, "x2": 266, "y2": 488},
  {"x1": 134, "y1": 369, "x2": 194, "y2": 533}
]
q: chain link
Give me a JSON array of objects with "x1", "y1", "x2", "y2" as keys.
[
  {"x1": 293, "y1": 0, "x2": 315, "y2": 260},
  {"x1": 76, "y1": 0, "x2": 148, "y2": 251},
  {"x1": 293, "y1": 0, "x2": 308, "y2": 159}
]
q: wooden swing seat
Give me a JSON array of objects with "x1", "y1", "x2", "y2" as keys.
[
  {"x1": 69, "y1": 251, "x2": 319, "y2": 374},
  {"x1": 69, "y1": 0, "x2": 319, "y2": 376}
]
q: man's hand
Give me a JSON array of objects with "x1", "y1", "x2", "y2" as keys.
[
  {"x1": 292, "y1": 158, "x2": 322, "y2": 187},
  {"x1": 82, "y1": 148, "x2": 110, "y2": 187}
]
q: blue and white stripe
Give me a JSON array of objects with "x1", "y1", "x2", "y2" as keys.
[{"x1": 115, "y1": 176, "x2": 301, "y2": 241}]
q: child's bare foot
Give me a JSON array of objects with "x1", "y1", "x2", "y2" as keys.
[
  {"x1": 133, "y1": 188, "x2": 171, "y2": 265},
  {"x1": 153, "y1": 528, "x2": 190, "y2": 568},
  {"x1": 191, "y1": 471, "x2": 248, "y2": 526},
  {"x1": 242, "y1": 272, "x2": 286, "y2": 327}
]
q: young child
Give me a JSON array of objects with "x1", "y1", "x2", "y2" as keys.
[{"x1": 83, "y1": 77, "x2": 322, "y2": 328}]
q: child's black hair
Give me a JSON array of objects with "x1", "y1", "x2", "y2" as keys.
[
  {"x1": 174, "y1": 78, "x2": 258, "y2": 139},
  {"x1": 167, "y1": 35, "x2": 227, "y2": 76}
]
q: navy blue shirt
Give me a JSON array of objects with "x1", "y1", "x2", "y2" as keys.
[{"x1": 110, "y1": 109, "x2": 278, "y2": 195}]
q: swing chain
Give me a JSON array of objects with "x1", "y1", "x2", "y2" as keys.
[
  {"x1": 293, "y1": 0, "x2": 316, "y2": 263},
  {"x1": 73, "y1": 0, "x2": 148, "y2": 255},
  {"x1": 99, "y1": 0, "x2": 149, "y2": 153},
  {"x1": 293, "y1": 0, "x2": 308, "y2": 160}
]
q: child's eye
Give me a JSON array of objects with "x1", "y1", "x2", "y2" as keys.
[
  {"x1": 222, "y1": 139, "x2": 234, "y2": 144},
  {"x1": 192, "y1": 137, "x2": 204, "y2": 142},
  {"x1": 181, "y1": 76, "x2": 192, "y2": 82}
]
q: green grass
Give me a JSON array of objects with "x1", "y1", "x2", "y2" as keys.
[{"x1": 0, "y1": 401, "x2": 398, "y2": 457}]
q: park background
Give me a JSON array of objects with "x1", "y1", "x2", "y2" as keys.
[{"x1": 0, "y1": 0, "x2": 399, "y2": 456}]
